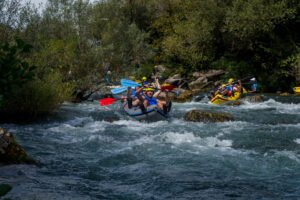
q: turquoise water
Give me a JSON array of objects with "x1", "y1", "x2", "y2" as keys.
[{"x1": 1, "y1": 95, "x2": 300, "y2": 199}]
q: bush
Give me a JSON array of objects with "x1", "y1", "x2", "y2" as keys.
[
  {"x1": 0, "y1": 71, "x2": 73, "y2": 120},
  {"x1": 0, "y1": 39, "x2": 36, "y2": 107},
  {"x1": 136, "y1": 63, "x2": 155, "y2": 80}
]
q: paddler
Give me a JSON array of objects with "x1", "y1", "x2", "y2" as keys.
[
  {"x1": 214, "y1": 84, "x2": 227, "y2": 96},
  {"x1": 135, "y1": 77, "x2": 170, "y2": 114},
  {"x1": 226, "y1": 78, "x2": 235, "y2": 96},
  {"x1": 248, "y1": 78, "x2": 258, "y2": 93},
  {"x1": 142, "y1": 76, "x2": 149, "y2": 87}
]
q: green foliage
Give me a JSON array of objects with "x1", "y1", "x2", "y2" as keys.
[
  {"x1": 136, "y1": 63, "x2": 155, "y2": 79},
  {"x1": 1, "y1": 71, "x2": 73, "y2": 118},
  {"x1": 1, "y1": 0, "x2": 299, "y2": 106},
  {"x1": 0, "y1": 39, "x2": 36, "y2": 107}
]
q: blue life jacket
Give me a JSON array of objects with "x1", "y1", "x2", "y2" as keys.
[
  {"x1": 226, "y1": 85, "x2": 234, "y2": 96},
  {"x1": 145, "y1": 95, "x2": 157, "y2": 106},
  {"x1": 251, "y1": 83, "x2": 258, "y2": 91}
]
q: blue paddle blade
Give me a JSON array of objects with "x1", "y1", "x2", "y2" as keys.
[
  {"x1": 121, "y1": 79, "x2": 142, "y2": 87},
  {"x1": 111, "y1": 87, "x2": 128, "y2": 94}
]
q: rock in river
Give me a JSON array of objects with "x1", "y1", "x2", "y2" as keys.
[
  {"x1": 0, "y1": 127, "x2": 35, "y2": 166},
  {"x1": 184, "y1": 110, "x2": 234, "y2": 122}
]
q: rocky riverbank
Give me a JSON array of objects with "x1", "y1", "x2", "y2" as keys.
[{"x1": 0, "y1": 127, "x2": 35, "y2": 166}]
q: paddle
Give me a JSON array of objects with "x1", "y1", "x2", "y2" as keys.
[
  {"x1": 99, "y1": 98, "x2": 116, "y2": 106},
  {"x1": 161, "y1": 84, "x2": 174, "y2": 91},
  {"x1": 121, "y1": 79, "x2": 142, "y2": 87},
  {"x1": 111, "y1": 86, "x2": 128, "y2": 94}
]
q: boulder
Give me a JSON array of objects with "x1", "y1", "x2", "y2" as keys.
[
  {"x1": 105, "y1": 117, "x2": 119, "y2": 123},
  {"x1": 192, "y1": 70, "x2": 225, "y2": 80},
  {"x1": 0, "y1": 127, "x2": 35, "y2": 166},
  {"x1": 225, "y1": 100, "x2": 242, "y2": 106},
  {"x1": 188, "y1": 76, "x2": 208, "y2": 90},
  {"x1": 192, "y1": 72, "x2": 205, "y2": 78},
  {"x1": 0, "y1": 184, "x2": 12, "y2": 198},
  {"x1": 154, "y1": 65, "x2": 166, "y2": 73},
  {"x1": 184, "y1": 110, "x2": 234, "y2": 122},
  {"x1": 172, "y1": 91, "x2": 195, "y2": 102},
  {"x1": 165, "y1": 74, "x2": 185, "y2": 87},
  {"x1": 204, "y1": 69, "x2": 226, "y2": 80},
  {"x1": 241, "y1": 95, "x2": 263, "y2": 102}
]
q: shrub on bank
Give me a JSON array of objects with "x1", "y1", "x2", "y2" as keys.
[{"x1": 0, "y1": 71, "x2": 73, "y2": 120}]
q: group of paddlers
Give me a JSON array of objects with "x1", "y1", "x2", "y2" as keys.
[
  {"x1": 121, "y1": 76, "x2": 172, "y2": 114},
  {"x1": 211, "y1": 77, "x2": 258, "y2": 99}
]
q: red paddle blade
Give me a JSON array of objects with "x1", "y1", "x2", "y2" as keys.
[
  {"x1": 161, "y1": 85, "x2": 174, "y2": 91},
  {"x1": 99, "y1": 98, "x2": 116, "y2": 106}
]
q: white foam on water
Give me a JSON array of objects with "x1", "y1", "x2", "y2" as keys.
[
  {"x1": 163, "y1": 131, "x2": 197, "y2": 144},
  {"x1": 175, "y1": 101, "x2": 209, "y2": 106},
  {"x1": 273, "y1": 150, "x2": 300, "y2": 163},
  {"x1": 294, "y1": 139, "x2": 300, "y2": 145},
  {"x1": 111, "y1": 119, "x2": 168, "y2": 132},
  {"x1": 240, "y1": 99, "x2": 300, "y2": 114},
  {"x1": 161, "y1": 131, "x2": 233, "y2": 148},
  {"x1": 128, "y1": 135, "x2": 156, "y2": 146},
  {"x1": 84, "y1": 121, "x2": 107, "y2": 133},
  {"x1": 48, "y1": 123, "x2": 77, "y2": 133},
  {"x1": 268, "y1": 123, "x2": 300, "y2": 129}
]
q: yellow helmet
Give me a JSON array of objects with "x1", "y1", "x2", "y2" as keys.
[
  {"x1": 222, "y1": 84, "x2": 226, "y2": 87},
  {"x1": 142, "y1": 77, "x2": 147, "y2": 80},
  {"x1": 143, "y1": 88, "x2": 155, "y2": 91},
  {"x1": 228, "y1": 78, "x2": 234, "y2": 83}
]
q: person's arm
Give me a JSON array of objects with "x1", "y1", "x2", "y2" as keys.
[
  {"x1": 155, "y1": 77, "x2": 161, "y2": 89},
  {"x1": 238, "y1": 80, "x2": 242, "y2": 92},
  {"x1": 153, "y1": 77, "x2": 161, "y2": 98},
  {"x1": 248, "y1": 84, "x2": 256, "y2": 93},
  {"x1": 222, "y1": 89, "x2": 228, "y2": 95},
  {"x1": 127, "y1": 87, "x2": 131, "y2": 98},
  {"x1": 165, "y1": 90, "x2": 170, "y2": 104}
]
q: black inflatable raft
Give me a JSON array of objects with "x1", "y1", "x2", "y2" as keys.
[{"x1": 121, "y1": 102, "x2": 170, "y2": 122}]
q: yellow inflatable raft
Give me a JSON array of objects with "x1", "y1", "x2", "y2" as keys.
[
  {"x1": 211, "y1": 92, "x2": 241, "y2": 105},
  {"x1": 293, "y1": 87, "x2": 300, "y2": 94}
]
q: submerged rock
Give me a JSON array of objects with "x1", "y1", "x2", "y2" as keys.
[
  {"x1": 225, "y1": 100, "x2": 242, "y2": 106},
  {"x1": 0, "y1": 184, "x2": 12, "y2": 198},
  {"x1": 172, "y1": 91, "x2": 195, "y2": 103},
  {"x1": 105, "y1": 117, "x2": 119, "y2": 123},
  {"x1": 240, "y1": 95, "x2": 263, "y2": 102},
  {"x1": 184, "y1": 110, "x2": 234, "y2": 122},
  {"x1": 0, "y1": 127, "x2": 35, "y2": 166}
]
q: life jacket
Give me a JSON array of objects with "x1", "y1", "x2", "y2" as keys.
[
  {"x1": 251, "y1": 83, "x2": 258, "y2": 92},
  {"x1": 226, "y1": 86, "x2": 234, "y2": 96},
  {"x1": 145, "y1": 95, "x2": 157, "y2": 106}
]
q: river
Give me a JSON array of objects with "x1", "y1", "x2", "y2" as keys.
[{"x1": 0, "y1": 95, "x2": 300, "y2": 199}]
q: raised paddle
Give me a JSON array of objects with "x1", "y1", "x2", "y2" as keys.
[
  {"x1": 161, "y1": 84, "x2": 174, "y2": 91},
  {"x1": 121, "y1": 79, "x2": 142, "y2": 87},
  {"x1": 111, "y1": 86, "x2": 128, "y2": 94}
]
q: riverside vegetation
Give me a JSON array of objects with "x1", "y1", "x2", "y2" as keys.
[{"x1": 0, "y1": 0, "x2": 299, "y2": 120}]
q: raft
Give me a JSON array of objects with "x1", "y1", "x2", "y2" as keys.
[
  {"x1": 121, "y1": 102, "x2": 170, "y2": 121},
  {"x1": 211, "y1": 92, "x2": 241, "y2": 105},
  {"x1": 293, "y1": 87, "x2": 300, "y2": 94}
]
